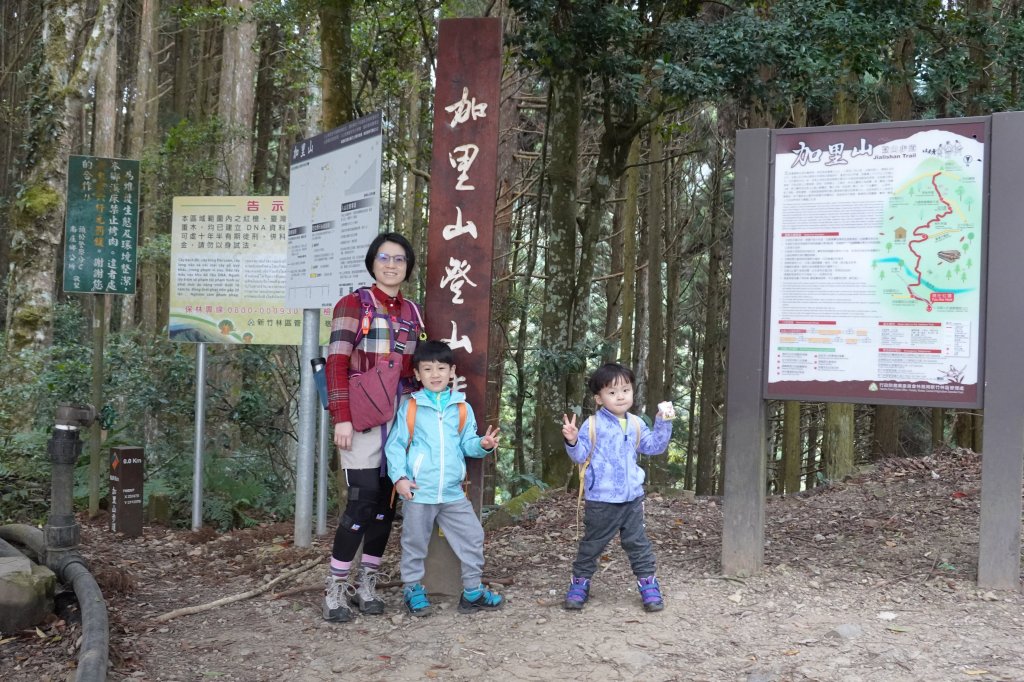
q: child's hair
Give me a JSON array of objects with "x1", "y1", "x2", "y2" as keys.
[
  {"x1": 413, "y1": 339, "x2": 454, "y2": 367},
  {"x1": 587, "y1": 363, "x2": 635, "y2": 395}
]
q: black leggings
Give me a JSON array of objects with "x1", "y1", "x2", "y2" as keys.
[{"x1": 331, "y1": 468, "x2": 397, "y2": 561}]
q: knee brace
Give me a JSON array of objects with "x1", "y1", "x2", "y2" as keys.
[{"x1": 339, "y1": 484, "x2": 378, "y2": 532}]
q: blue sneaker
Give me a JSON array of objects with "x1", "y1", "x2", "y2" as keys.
[
  {"x1": 458, "y1": 584, "x2": 504, "y2": 613},
  {"x1": 403, "y1": 583, "x2": 431, "y2": 617},
  {"x1": 563, "y1": 576, "x2": 590, "y2": 610},
  {"x1": 637, "y1": 575, "x2": 664, "y2": 612}
]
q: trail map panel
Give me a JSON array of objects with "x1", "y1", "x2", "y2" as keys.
[
  {"x1": 285, "y1": 112, "x2": 383, "y2": 310},
  {"x1": 766, "y1": 120, "x2": 986, "y2": 407}
]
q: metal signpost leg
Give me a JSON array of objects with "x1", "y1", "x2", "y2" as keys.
[
  {"x1": 294, "y1": 309, "x2": 319, "y2": 547},
  {"x1": 317, "y1": 349, "x2": 330, "y2": 536},
  {"x1": 192, "y1": 342, "x2": 206, "y2": 531}
]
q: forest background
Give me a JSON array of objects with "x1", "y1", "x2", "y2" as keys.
[{"x1": 0, "y1": 0, "x2": 1014, "y2": 530}]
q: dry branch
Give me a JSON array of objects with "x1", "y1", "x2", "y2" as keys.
[{"x1": 153, "y1": 556, "x2": 321, "y2": 622}]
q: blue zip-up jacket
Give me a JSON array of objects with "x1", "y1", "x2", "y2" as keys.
[
  {"x1": 385, "y1": 388, "x2": 490, "y2": 505},
  {"x1": 565, "y1": 408, "x2": 673, "y2": 503}
]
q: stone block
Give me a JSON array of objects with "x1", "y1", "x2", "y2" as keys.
[
  {"x1": 0, "y1": 563, "x2": 56, "y2": 633},
  {"x1": 484, "y1": 485, "x2": 544, "y2": 531},
  {"x1": 0, "y1": 555, "x2": 31, "y2": 578},
  {"x1": 147, "y1": 492, "x2": 171, "y2": 525}
]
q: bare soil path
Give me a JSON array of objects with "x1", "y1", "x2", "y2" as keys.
[{"x1": 3, "y1": 448, "x2": 1023, "y2": 681}]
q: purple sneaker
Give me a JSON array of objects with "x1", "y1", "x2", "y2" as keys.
[
  {"x1": 563, "y1": 576, "x2": 590, "y2": 610},
  {"x1": 637, "y1": 575, "x2": 664, "y2": 612}
]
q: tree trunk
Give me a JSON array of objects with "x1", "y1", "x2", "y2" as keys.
[
  {"x1": 684, "y1": 333, "x2": 699, "y2": 491},
  {"x1": 966, "y1": 0, "x2": 992, "y2": 116},
  {"x1": 695, "y1": 149, "x2": 725, "y2": 495},
  {"x1": 319, "y1": 0, "x2": 354, "y2": 130},
  {"x1": 931, "y1": 408, "x2": 945, "y2": 450},
  {"x1": 632, "y1": 211, "x2": 649, "y2": 413},
  {"x1": 5, "y1": 0, "x2": 116, "y2": 351},
  {"x1": 537, "y1": 69, "x2": 580, "y2": 488},
  {"x1": 393, "y1": 61, "x2": 422, "y2": 236},
  {"x1": 216, "y1": 0, "x2": 257, "y2": 194},
  {"x1": 782, "y1": 400, "x2": 801, "y2": 493},
  {"x1": 663, "y1": 154, "x2": 683, "y2": 402},
  {"x1": 820, "y1": 72, "x2": 860, "y2": 477},
  {"x1": 483, "y1": 62, "x2": 519, "y2": 506},
  {"x1": 603, "y1": 175, "x2": 625, "y2": 363},
  {"x1": 644, "y1": 118, "x2": 665, "y2": 418},
  {"x1": 887, "y1": 34, "x2": 915, "y2": 120},
  {"x1": 824, "y1": 402, "x2": 855, "y2": 480},
  {"x1": 514, "y1": 84, "x2": 550, "y2": 489},
  {"x1": 954, "y1": 411, "x2": 974, "y2": 450},
  {"x1": 411, "y1": 62, "x2": 432, "y2": 295},
  {"x1": 805, "y1": 404, "x2": 820, "y2": 490},
  {"x1": 871, "y1": 405, "x2": 900, "y2": 459},
  {"x1": 0, "y1": 1, "x2": 43, "y2": 295},
  {"x1": 172, "y1": 15, "x2": 192, "y2": 119},
  {"x1": 618, "y1": 137, "x2": 640, "y2": 366},
  {"x1": 252, "y1": 24, "x2": 281, "y2": 193},
  {"x1": 571, "y1": 121, "x2": 644, "y2": 409},
  {"x1": 121, "y1": 0, "x2": 159, "y2": 330},
  {"x1": 88, "y1": 3, "x2": 120, "y2": 517}
]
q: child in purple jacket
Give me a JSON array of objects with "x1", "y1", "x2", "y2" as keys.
[{"x1": 561, "y1": 363, "x2": 674, "y2": 612}]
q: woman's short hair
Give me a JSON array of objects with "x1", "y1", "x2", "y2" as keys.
[{"x1": 364, "y1": 232, "x2": 416, "y2": 282}]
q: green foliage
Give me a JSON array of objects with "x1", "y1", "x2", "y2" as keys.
[
  {"x1": 0, "y1": 301, "x2": 91, "y2": 434},
  {"x1": 0, "y1": 430, "x2": 52, "y2": 524},
  {"x1": 0, "y1": 302, "x2": 302, "y2": 529},
  {"x1": 532, "y1": 343, "x2": 587, "y2": 384},
  {"x1": 152, "y1": 118, "x2": 225, "y2": 215},
  {"x1": 201, "y1": 453, "x2": 295, "y2": 530}
]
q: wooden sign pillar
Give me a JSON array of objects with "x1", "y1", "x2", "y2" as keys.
[
  {"x1": 422, "y1": 17, "x2": 502, "y2": 595},
  {"x1": 110, "y1": 446, "x2": 144, "y2": 537}
]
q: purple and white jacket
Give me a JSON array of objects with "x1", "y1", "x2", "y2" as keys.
[{"x1": 565, "y1": 407, "x2": 673, "y2": 503}]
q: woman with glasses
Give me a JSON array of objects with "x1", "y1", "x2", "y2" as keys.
[{"x1": 322, "y1": 232, "x2": 425, "y2": 623}]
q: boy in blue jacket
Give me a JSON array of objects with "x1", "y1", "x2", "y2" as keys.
[
  {"x1": 385, "y1": 340, "x2": 502, "y2": 616},
  {"x1": 561, "y1": 362, "x2": 674, "y2": 612}
]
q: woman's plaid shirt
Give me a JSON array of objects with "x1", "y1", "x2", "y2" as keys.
[{"x1": 325, "y1": 285, "x2": 423, "y2": 424}]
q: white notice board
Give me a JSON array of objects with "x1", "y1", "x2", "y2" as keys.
[{"x1": 286, "y1": 112, "x2": 384, "y2": 309}]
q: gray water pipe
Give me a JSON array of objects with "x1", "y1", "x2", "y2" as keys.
[
  {"x1": 0, "y1": 524, "x2": 109, "y2": 682},
  {"x1": 53, "y1": 553, "x2": 109, "y2": 682}
]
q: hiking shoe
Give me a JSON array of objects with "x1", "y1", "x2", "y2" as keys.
[
  {"x1": 637, "y1": 575, "x2": 664, "y2": 612},
  {"x1": 350, "y1": 566, "x2": 386, "y2": 615},
  {"x1": 323, "y1": 575, "x2": 354, "y2": 622},
  {"x1": 403, "y1": 583, "x2": 431, "y2": 617},
  {"x1": 563, "y1": 576, "x2": 590, "y2": 610},
  {"x1": 458, "y1": 584, "x2": 503, "y2": 613}
]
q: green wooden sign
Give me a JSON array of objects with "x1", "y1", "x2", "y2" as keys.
[{"x1": 63, "y1": 155, "x2": 140, "y2": 294}]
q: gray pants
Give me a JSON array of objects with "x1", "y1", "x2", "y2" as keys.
[
  {"x1": 572, "y1": 497, "x2": 656, "y2": 579},
  {"x1": 400, "y1": 496, "x2": 484, "y2": 589}
]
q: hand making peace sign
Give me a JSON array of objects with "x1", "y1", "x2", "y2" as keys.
[
  {"x1": 480, "y1": 425, "x2": 501, "y2": 450},
  {"x1": 562, "y1": 413, "x2": 579, "y2": 445}
]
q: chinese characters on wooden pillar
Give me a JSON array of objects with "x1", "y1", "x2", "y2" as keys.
[{"x1": 425, "y1": 18, "x2": 503, "y2": 511}]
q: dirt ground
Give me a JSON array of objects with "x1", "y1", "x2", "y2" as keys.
[{"x1": 3, "y1": 447, "x2": 1024, "y2": 682}]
